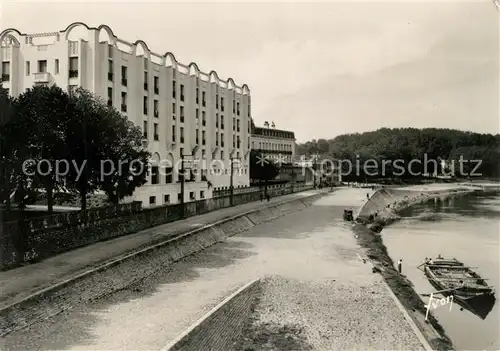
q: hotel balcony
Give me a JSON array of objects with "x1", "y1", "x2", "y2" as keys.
[{"x1": 33, "y1": 72, "x2": 51, "y2": 83}]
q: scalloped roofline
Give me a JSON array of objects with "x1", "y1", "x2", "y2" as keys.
[{"x1": 0, "y1": 22, "x2": 250, "y2": 94}]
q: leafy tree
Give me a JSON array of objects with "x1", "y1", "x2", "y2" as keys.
[
  {"x1": 250, "y1": 150, "x2": 280, "y2": 194},
  {"x1": 14, "y1": 85, "x2": 73, "y2": 213},
  {"x1": 0, "y1": 84, "x2": 18, "y2": 211},
  {"x1": 4, "y1": 85, "x2": 151, "y2": 216},
  {"x1": 96, "y1": 110, "x2": 150, "y2": 205},
  {"x1": 66, "y1": 88, "x2": 150, "y2": 208}
]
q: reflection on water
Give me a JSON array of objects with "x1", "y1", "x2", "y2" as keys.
[{"x1": 383, "y1": 192, "x2": 500, "y2": 350}]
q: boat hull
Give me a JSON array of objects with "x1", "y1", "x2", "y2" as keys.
[{"x1": 424, "y1": 265, "x2": 494, "y2": 299}]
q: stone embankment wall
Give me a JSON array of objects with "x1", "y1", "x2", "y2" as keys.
[
  {"x1": 1, "y1": 184, "x2": 313, "y2": 270},
  {"x1": 0, "y1": 192, "x2": 326, "y2": 337},
  {"x1": 356, "y1": 188, "x2": 415, "y2": 220},
  {"x1": 356, "y1": 187, "x2": 476, "y2": 226},
  {"x1": 164, "y1": 279, "x2": 261, "y2": 351}
]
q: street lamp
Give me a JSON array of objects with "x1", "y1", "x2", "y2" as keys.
[
  {"x1": 180, "y1": 152, "x2": 185, "y2": 218},
  {"x1": 312, "y1": 153, "x2": 319, "y2": 188},
  {"x1": 230, "y1": 152, "x2": 235, "y2": 206}
]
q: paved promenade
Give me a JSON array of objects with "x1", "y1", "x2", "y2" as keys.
[
  {"x1": 0, "y1": 190, "x2": 320, "y2": 310},
  {"x1": 2, "y1": 188, "x2": 427, "y2": 350}
]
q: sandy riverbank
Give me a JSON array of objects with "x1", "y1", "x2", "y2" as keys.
[
  {"x1": 236, "y1": 276, "x2": 426, "y2": 350},
  {"x1": 351, "y1": 185, "x2": 486, "y2": 350}
]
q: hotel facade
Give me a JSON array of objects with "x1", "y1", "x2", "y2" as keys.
[
  {"x1": 251, "y1": 122, "x2": 296, "y2": 165},
  {"x1": 0, "y1": 22, "x2": 252, "y2": 207}
]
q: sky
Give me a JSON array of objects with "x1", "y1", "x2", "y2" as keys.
[{"x1": 1, "y1": 0, "x2": 499, "y2": 142}]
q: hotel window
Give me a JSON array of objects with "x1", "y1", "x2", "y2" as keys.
[
  {"x1": 196, "y1": 108, "x2": 199, "y2": 124},
  {"x1": 154, "y1": 76, "x2": 159, "y2": 94},
  {"x1": 221, "y1": 115, "x2": 224, "y2": 129},
  {"x1": 202, "y1": 131, "x2": 206, "y2": 145},
  {"x1": 202, "y1": 111, "x2": 206, "y2": 126},
  {"x1": 221, "y1": 97, "x2": 224, "y2": 111},
  {"x1": 121, "y1": 92, "x2": 127, "y2": 112},
  {"x1": 221, "y1": 150, "x2": 224, "y2": 159},
  {"x1": 233, "y1": 118, "x2": 235, "y2": 131},
  {"x1": 196, "y1": 88, "x2": 199, "y2": 104},
  {"x1": 108, "y1": 60, "x2": 113, "y2": 81},
  {"x1": 202, "y1": 91, "x2": 206, "y2": 106},
  {"x1": 1, "y1": 62, "x2": 10, "y2": 81},
  {"x1": 143, "y1": 121, "x2": 148, "y2": 139},
  {"x1": 237, "y1": 102, "x2": 240, "y2": 115},
  {"x1": 172, "y1": 126, "x2": 176, "y2": 142},
  {"x1": 172, "y1": 80, "x2": 176, "y2": 98},
  {"x1": 196, "y1": 129, "x2": 199, "y2": 144},
  {"x1": 143, "y1": 96, "x2": 148, "y2": 115},
  {"x1": 25, "y1": 61, "x2": 30, "y2": 76},
  {"x1": 216, "y1": 113, "x2": 219, "y2": 128},
  {"x1": 215, "y1": 133, "x2": 219, "y2": 146},
  {"x1": 180, "y1": 106, "x2": 184, "y2": 123},
  {"x1": 154, "y1": 100, "x2": 159, "y2": 117},
  {"x1": 164, "y1": 194, "x2": 170, "y2": 203},
  {"x1": 172, "y1": 102, "x2": 176, "y2": 120},
  {"x1": 166, "y1": 168, "x2": 172, "y2": 183},
  {"x1": 180, "y1": 127, "x2": 184, "y2": 143},
  {"x1": 221, "y1": 133, "x2": 224, "y2": 147},
  {"x1": 202, "y1": 149, "x2": 206, "y2": 158},
  {"x1": 180, "y1": 84, "x2": 184, "y2": 101},
  {"x1": 121, "y1": 66, "x2": 127, "y2": 85},
  {"x1": 154, "y1": 123, "x2": 159, "y2": 141},
  {"x1": 54, "y1": 59, "x2": 59, "y2": 74},
  {"x1": 144, "y1": 71, "x2": 148, "y2": 90},
  {"x1": 233, "y1": 100, "x2": 235, "y2": 113},
  {"x1": 69, "y1": 57, "x2": 78, "y2": 78},
  {"x1": 216, "y1": 94, "x2": 219, "y2": 109},
  {"x1": 149, "y1": 196, "x2": 156, "y2": 205},
  {"x1": 151, "y1": 166, "x2": 159, "y2": 184},
  {"x1": 107, "y1": 87, "x2": 113, "y2": 106}
]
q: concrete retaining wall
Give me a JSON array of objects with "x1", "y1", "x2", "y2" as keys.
[
  {"x1": 163, "y1": 279, "x2": 261, "y2": 351},
  {"x1": 0, "y1": 192, "x2": 327, "y2": 337},
  {"x1": 357, "y1": 188, "x2": 422, "y2": 220}
]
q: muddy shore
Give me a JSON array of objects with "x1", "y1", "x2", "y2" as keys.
[{"x1": 352, "y1": 186, "x2": 483, "y2": 351}]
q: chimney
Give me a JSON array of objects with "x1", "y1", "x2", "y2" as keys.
[{"x1": 271, "y1": 121, "x2": 275, "y2": 129}]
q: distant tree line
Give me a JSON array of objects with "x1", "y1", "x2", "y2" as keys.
[
  {"x1": 0, "y1": 85, "x2": 150, "y2": 214},
  {"x1": 296, "y1": 128, "x2": 500, "y2": 181}
]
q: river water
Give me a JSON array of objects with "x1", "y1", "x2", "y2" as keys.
[{"x1": 383, "y1": 192, "x2": 500, "y2": 350}]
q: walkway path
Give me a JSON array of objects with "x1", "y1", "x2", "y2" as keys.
[
  {"x1": 0, "y1": 190, "x2": 321, "y2": 310},
  {"x1": 2, "y1": 188, "x2": 426, "y2": 350}
]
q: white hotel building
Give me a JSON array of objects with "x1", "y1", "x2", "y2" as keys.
[{"x1": 0, "y1": 22, "x2": 252, "y2": 207}]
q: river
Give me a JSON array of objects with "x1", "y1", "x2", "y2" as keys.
[{"x1": 383, "y1": 191, "x2": 500, "y2": 350}]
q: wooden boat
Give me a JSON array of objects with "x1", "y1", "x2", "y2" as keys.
[{"x1": 420, "y1": 257, "x2": 495, "y2": 301}]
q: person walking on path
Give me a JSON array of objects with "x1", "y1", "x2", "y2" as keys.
[
  {"x1": 266, "y1": 193, "x2": 271, "y2": 201},
  {"x1": 397, "y1": 259, "x2": 403, "y2": 273}
]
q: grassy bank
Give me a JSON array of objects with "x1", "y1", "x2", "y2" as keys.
[{"x1": 351, "y1": 188, "x2": 482, "y2": 351}]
